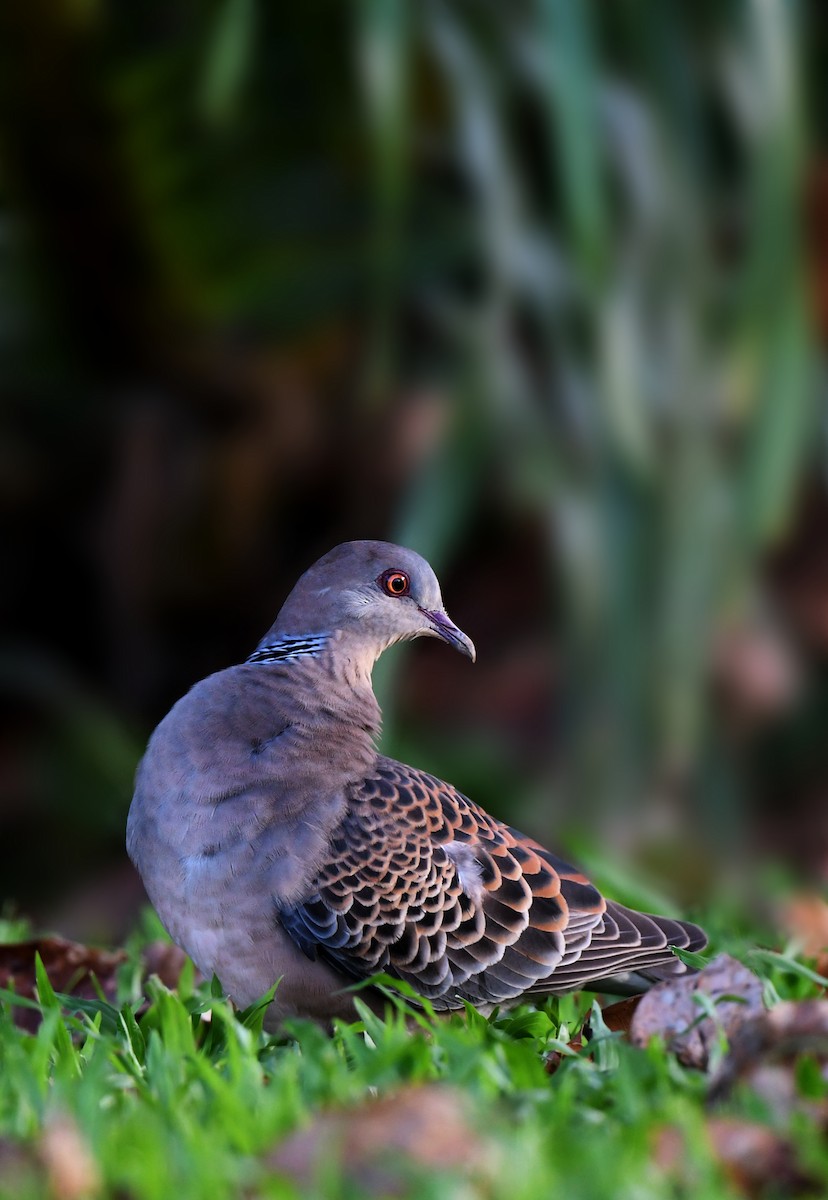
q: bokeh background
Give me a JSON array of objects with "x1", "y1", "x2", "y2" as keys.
[{"x1": 2, "y1": 0, "x2": 827, "y2": 944}]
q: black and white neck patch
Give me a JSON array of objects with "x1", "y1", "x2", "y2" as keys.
[{"x1": 246, "y1": 634, "x2": 330, "y2": 665}]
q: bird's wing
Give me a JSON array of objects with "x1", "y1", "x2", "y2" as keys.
[{"x1": 277, "y1": 757, "x2": 704, "y2": 1009}]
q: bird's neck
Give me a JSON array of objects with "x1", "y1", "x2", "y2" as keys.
[
  {"x1": 246, "y1": 629, "x2": 383, "y2": 751},
  {"x1": 247, "y1": 633, "x2": 332, "y2": 666},
  {"x1": 248, "y1": 629, "x2": 384, "y2": 691}
]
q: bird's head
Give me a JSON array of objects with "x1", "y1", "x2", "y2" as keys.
[{"x1": 272, "y1": 540, "x2": 476, "y2": 665}]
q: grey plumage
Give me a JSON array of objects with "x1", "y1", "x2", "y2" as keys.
[{"x1": 127, "y1": 540, "x2": 706, "y2": 1025}]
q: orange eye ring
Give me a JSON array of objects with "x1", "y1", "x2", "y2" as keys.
[{"x1": 379, "y1": 569, "x2": 410, "y2": 597}]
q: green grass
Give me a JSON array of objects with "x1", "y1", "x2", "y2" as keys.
[{"x1": 1, "y1": 906, "x2": 827, "y2": 1200}]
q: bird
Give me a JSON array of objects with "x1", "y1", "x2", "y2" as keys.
[{"x1": 127, "y1": 540, "x2": 706, "y2": 1026}]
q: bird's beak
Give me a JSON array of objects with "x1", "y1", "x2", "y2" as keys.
[{"x1": 420, "y1": 608, "x2": 476, "y2": 662}]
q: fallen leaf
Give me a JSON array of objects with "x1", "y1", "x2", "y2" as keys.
[
  {"x1": 0, "y1": 938, "x2": 126, "y2": 1032},
  {"x1": 265, "y1": 1085, "x2": 493, "y2": 1197},
  {"x1": 544, "y1": 1036, "x2": 583, "y2": 1074},
  {"x1": 709, "y1": 998, "x2": 828, "y2": 1116},
  {"x1": 141, "y1": 940, "x2": 196, "y2": 991},
  {"x1": 39, "y1": 1115, "x2": 101, "y2": 1200},
  {"x1": 598, "y1": 995, "x2": 643, "y2": 1036},
  {"x1": 630, "y1": 954, "x2": 764, "y2": 1069},
  {"x1": 0, "y1": 937, "x2": 200, "y2": 1032},
  {"x1": 653, "y1": 1118, "x2": 817, "y2": 1198},
  {"x1": 707, "y1": 1118, "x2": 814, "y2": 1197},
  {"x1": 546, "y1": 997, "x2": 642, "y2": 1072},
  {"x1": 778, "y1": 895, "x2": 828, "y2": 978}
]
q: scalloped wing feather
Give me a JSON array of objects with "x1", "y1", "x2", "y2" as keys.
[{"x1": 277, "y1": 757, "x2": 705, "y2": 1010}]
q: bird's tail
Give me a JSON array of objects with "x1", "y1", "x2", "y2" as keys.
[{"x1": 575, "y1": 901, "x2": 707, "y2": 997}]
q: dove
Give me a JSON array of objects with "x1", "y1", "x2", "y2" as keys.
[{"x1": 127, "y1": 540, "x2": 706, "y2": 1025}]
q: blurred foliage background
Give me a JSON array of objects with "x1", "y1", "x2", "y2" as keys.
[{"x1": 1, "y1": 0, "x2": 827, "y2": 942}]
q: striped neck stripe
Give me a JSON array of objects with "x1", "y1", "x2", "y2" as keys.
[{"x1": 246, "y1": 634, "x2": 330, "y2": 665}]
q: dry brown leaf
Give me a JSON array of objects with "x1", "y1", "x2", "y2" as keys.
[
  {"x1": 653, "y1": 1119, "x2": 817, "y2": 1198},
  {"x1": 630, "y1": 954, "x2": 764, "y2": 1069},
  {"x1": 265, "y1": 1085, "x2": 492, "y2": 1198},
  {"x1": 598, "y1": 995, "x2": 643, "y2": 1036},
  {"x1": 778, "y1": 895, "x2": 828, "y2": 978},
  {"x1": 0, "y1": 1121, "x2": 101, "y2": 1200},
  {"x1": 545, "y1": 997, "x2": 642, "y2": 1072},
  {"x1": 544, "y1": 1036, "x2": 583, "y2": 1074},
  {"x1": 709, "y1": 998, "x2": 828, "y2": 1115},
  {"x1": 707, "y1": 1118, "x2": 813, "y2": 1197},
  {"x1": 140, "y1": 940, "x2": 196, "y2": 991},
  {"x1": 0, "y1": 938, "x2": 126, "y2": 1032},
  {"x1": 39, "y1": 1116, "x2": 101, "y2": 1200},
  {"x1": 0, "y1": 936, "x2": 200, "y2": 1032}
]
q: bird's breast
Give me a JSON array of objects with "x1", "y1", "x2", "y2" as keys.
[{"x1": 127, "y1": 663, "x2": 381, "y2": 979}]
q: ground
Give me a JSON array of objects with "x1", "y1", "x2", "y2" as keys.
[{"x1": 0, "y1": 887, "x2": 827, "y2": 1200}]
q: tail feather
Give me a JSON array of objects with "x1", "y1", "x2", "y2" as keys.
[{"x1": 529, "y1": 902, "x2": 707, "y2": 996}]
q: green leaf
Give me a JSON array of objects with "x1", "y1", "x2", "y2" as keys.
[
  {"x1": 747, "y1": 948, "x2": 828, "y2": 990},
  {"x1": 237, "y1": 980, "x2": 279, "y2": 1036},
  {"x1": 200, "y1": 0, "x2": 256, "y2": 125},
  {"x1": 540, "y1": 0, "x2": 607, "y2": 282},
  {"x1": 34, "y1": 953, "x2": 59, "y2": 1009},
  {"x1": 119, "y1": 1003, "x2": 147, "y2": 1068},
  {"x1": 672, "y1": 947, "x2": 711, "y2": 971},
  {"x1": 54, "y1": 993, "x2": 122, "y2": 1037}
]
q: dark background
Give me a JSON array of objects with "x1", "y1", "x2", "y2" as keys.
[{"x1": 2, "y1": 0, "x2": 828, "y2": 944}]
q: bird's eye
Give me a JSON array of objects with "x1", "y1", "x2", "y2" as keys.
[{"x1": 378, "y1": 569, "x2": 410, "y2": 597}]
